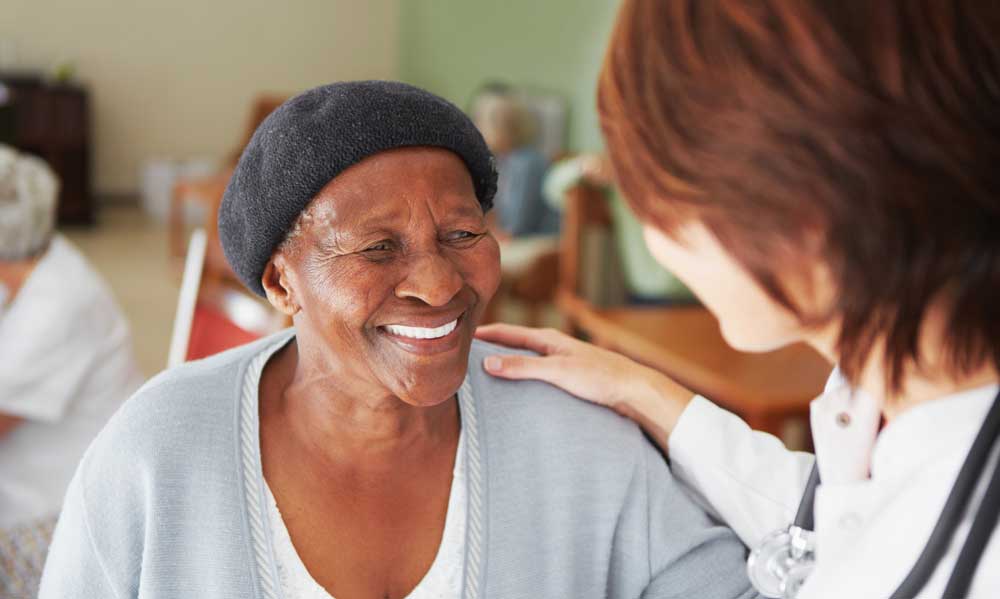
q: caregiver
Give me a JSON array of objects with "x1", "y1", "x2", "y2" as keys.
[{"x1": 478, "y1": 1, "x2": 1000, "y2": 597}]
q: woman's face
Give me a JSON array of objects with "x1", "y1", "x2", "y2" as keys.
[
  {"x1": 643, "y1": 222, "x2": 813, "y2": 353},
  {"x1": 267, "y1": 147, "x2": 501, "y2": 407}
]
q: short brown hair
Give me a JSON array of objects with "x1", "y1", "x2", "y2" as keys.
[{"x1": 598, "y1": 0, "x2": 1000, "y2": 392}]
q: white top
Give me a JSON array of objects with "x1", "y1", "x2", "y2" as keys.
[
  {"x1": 669, "y1": 370, "x2": 1000, "y2": 598},
  {"x1": 0, "y1": 235, "x2": 143, "y2": 528},
  {"x1": 246, "y1": 341, "x2": 467, "y2": 599}
]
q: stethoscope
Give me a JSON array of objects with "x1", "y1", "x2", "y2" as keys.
[{"x1": 747, "y1": 387, "x2": 1000, "y2": 598}]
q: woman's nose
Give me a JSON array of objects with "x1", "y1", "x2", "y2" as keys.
[{"x1": 394, "y1": 251, "x2": 464, "y2": 306}]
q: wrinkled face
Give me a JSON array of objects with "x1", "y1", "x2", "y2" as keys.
[
  {"x1": 266, "y1": 147, "x2": 501, "y2": 406},
  {"x1": 642, "y1": 222, "x2": 810, "y2": 353}
]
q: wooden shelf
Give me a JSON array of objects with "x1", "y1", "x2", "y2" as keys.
[{"x1": 1, "y1": 74, "x2": 93, "y2": 225}]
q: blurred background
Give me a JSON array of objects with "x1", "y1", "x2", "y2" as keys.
[
  {"x1": 2, "y1": 0, "x2": 827, "y2": 446},
  {"x1": 1, "y1": 0, "x2": 627, "y2": 371}
]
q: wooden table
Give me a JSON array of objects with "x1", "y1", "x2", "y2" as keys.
[{"x1": 558, "y1": 292, "x2": 833, "y2": 440}]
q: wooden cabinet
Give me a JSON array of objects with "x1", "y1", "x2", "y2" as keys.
[{"x1": 0, "y1": 74, "x2": 94, "y2": 224}]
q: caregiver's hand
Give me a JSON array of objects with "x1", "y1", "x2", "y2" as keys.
[{"x1": 476, "y1": 323, "x2": 696, "y2": 451}]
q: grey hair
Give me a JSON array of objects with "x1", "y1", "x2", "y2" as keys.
[
  {"x1": 276, "y1": 203, "x2": 316, "y2": 256},
  {"x1": 276, "y1": 196, "x2": 341, "y2": 257},
  {"x1": 0, "y1": 144, "x2": 59, "y2": 260},
  {"x1": 471, "y1": 92, "x2": 539, "y2": 148}
]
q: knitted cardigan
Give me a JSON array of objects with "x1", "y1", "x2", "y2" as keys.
[{"x1": 39, "y1": 330, "x2": 758, "y2": 599}]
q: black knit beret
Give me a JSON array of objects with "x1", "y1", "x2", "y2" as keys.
[{"x1": 218, "y1": 80, "x2": 497, "y2": 296}]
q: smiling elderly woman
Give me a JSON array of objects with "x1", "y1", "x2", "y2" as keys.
[{"x1": 39, "y1": 82, "x2": 756, "y2": 599}]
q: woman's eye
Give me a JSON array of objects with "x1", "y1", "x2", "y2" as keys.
[
  {"x1": 363, "y1": 241, "x2": 393, "y2": 253},
  {"x1": 446, "y1": 230, "x2": 480, "y2": 242}
]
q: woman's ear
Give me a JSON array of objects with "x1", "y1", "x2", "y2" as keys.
[{"x1": 261, "y1": 255, "x2": 299, "y2": 316}]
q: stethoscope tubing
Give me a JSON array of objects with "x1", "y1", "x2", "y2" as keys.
[
  {"x1": 890, "y1": 387, "x2": 1000, "y2": 598},
  {"x1": 944, "y1": 456, "x2": 1000, "y2": 598},
  {"x1": 784, "y1": 388, "x2": 1000, "y2": 598},
  {"x1": 793, "y1": 465, "x2": 820, "y2": 532}
]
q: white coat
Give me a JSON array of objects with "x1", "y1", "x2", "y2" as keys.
[{"x1": 668, "y1": 371, "x2": 1000, "y2": 598}]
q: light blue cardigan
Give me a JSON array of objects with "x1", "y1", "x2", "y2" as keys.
[{"x1": 40, "y1": 330, "x2": 758, "y2": 598}]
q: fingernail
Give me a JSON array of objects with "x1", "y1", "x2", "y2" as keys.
[{"x1": 484, "y1": 356, "x2": 502, "y2": 373}]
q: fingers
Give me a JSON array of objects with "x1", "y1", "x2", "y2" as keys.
[
  {"x1": 482, "y1": 353, "x2": 567, "y2": 383},
  {"x1": 475, "y1": 323, "x2": 564, "y2": 356}
]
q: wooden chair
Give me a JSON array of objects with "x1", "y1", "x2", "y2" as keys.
[
  {"x1": 482, "y1": 237, "x2": 560, "y2": 327},
  {"x1": 168, "y1": 95, "x2": 287, "y2": 262},
  {"x1": 556, "y1": 184, "x2": 832, "y2": 444},
  {"x1": 168, "y1": 229, "x2": 290, "y2": 368},
  {"x1": 506, "y1": 245, "x2": 560, "y2": 326}
]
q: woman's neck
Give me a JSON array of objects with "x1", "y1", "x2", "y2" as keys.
[
  {"x1": 865, "y1": 361, "x2": 998, "y2": 423},
  {"x1": 260, "y1": 340, "x2": 460, "y2": 470},
  {"x1": 807, "y1": 307, "x2": 999, "y2": 423}
]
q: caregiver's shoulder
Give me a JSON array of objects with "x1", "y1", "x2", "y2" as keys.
[{"x1": 468, "y1": 339, "x2": 651, "y2": 461}]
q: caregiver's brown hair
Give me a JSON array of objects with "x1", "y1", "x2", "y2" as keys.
[{"x1": 598, "y1": 0, "x2": 1000, "y2": 392}]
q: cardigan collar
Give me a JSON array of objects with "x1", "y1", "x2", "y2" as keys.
[{"x1": 235, "y1": 331, "x2": 489, "y2": 599}]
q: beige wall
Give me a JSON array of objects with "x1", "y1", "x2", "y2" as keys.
[{"x1": 2, "y1": 0, "x2": 399, "y2": 194}]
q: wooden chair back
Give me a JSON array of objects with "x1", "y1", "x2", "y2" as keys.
[
  {"x1": 168, "y1": 229, "x2": 289, "y2": 368},
  {"x1": 169, "y1": 94, "x2": 287, "y2": 261},
  {"x1": 557, "y1": 183, "x2": 613, "y2": 312}
]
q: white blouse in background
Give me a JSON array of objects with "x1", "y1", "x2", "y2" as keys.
[
  {"x1": 669, "y1": 369, "x2": 1000, "y2": 598},
  {"x1": 0, "y1": 235, "x2": 143, "y2": 529},
  {"x1": 245, "y1": 343, "x2": 467, "y2": 599}
]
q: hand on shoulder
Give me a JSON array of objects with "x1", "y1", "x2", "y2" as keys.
[{"x1": 475, "y1": 323, "x2": 695, "y2": 452}]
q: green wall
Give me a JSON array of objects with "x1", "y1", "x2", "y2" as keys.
[{"x1": 399, "y1": 0, "x2": 621, "y2": 153}]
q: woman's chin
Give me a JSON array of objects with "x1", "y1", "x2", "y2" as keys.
[
  {"x1": 719, "y1": 322, "x2": 797, "y2": 354},
  {"x1": 388, "y1": 361, "x2": 469, "y2": 408},
  {"x1": 395, "y1": 381, "x2": 465, "y2": 408}
]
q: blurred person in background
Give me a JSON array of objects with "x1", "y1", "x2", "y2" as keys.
[
  {"x1": 471, "y1": 82, "x2": 560, "y2": 239},
  {"x1": 471, "y1": 84, "x2": 562, "y2": 321},
  {"x1": 544, "y1": 152, "x2": 694, "y2": 305},
  {"x1": 0, "y1": 144, "x2": 143, "y2": 597}
]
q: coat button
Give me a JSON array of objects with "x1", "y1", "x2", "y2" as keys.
[{"x1": 836, "y1": 412, "x2": 852, "y2": 427}]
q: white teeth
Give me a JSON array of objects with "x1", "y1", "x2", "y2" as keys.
[{"x1": 384, "y1": 319, "x2": 458, "y2": 340}]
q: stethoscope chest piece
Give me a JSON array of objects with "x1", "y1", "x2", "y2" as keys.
[{"x1": 747, "y1": 525, "x2": 816, "y2": 599}]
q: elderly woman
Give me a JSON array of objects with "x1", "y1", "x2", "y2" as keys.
[
  {"x1": 0, "y1": 145, "x2": 143, "y2": 596},
  {"x1": 40, "y1": 82, "x2": 756, "y2": 599}
]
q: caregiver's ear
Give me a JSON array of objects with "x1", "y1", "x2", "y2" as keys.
[{"x1": 261, "y1": 254, "x2": 299, "y2": 316}]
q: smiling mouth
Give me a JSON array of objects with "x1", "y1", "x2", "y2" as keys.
[
  {"x1": 377, "y1": 310, "x2": 469, "y2": 357},
  {"x1": 382, "y1": 318, "x2": 460, "y2": 340},
  {"x1": 382, "y1": 316, "x2": 462, "y2": 339}
]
